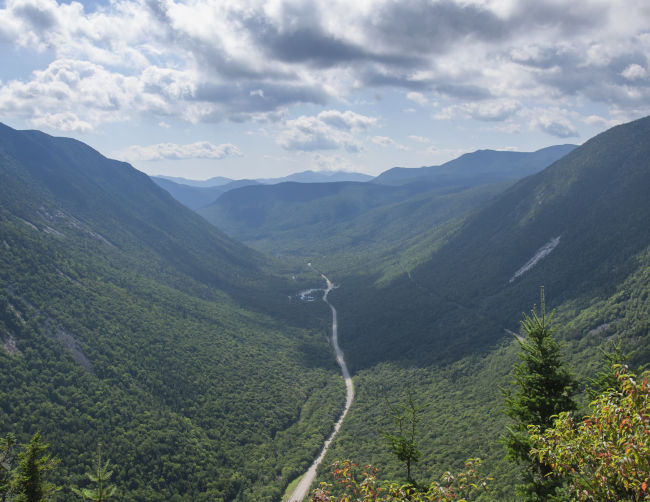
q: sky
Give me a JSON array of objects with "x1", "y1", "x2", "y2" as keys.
[{"x1": 1, "y1": 0, "x2": 650, "y2": 180}]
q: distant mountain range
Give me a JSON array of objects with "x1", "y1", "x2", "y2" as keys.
[
  {"x1": 197, "y1": 145, "x2": 575, "y2": 259},
  {"x1": 151, "y1": 177, "x2": 261, "y2": 210},
  {"x1": 153, "y1": 147, "x2": 576, "y2": 211},
  {"x1": 152, "y1": 170, "x2": 373, "y2": 210},
  {"x1": 157, "y1": 170, "x2": 373, "y2": 187},
  {"x1": 155, "y1": 174, "x2": 235, "y2": 187}
]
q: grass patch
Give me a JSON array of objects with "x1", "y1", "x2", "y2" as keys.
[{"x1": 282, "y1": 475, "x2": 304, "y2": 502}]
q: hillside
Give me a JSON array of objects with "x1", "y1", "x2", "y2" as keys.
[
  {"x1": 0, "y1": 123, "x2": 344, "y2": 501},
  {"x1": 313, "y1": 116, "x2": 650, "y2": 496},
  {"x1": 332, "y1": 116, "x2": 650, "y2": 370}
]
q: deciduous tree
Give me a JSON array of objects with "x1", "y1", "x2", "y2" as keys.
[
  {"x1": 381, "y1": 389, "x2": 423, "y2": 483},
  {"x1": 310, "y1": 458, "x2": 491, "y2": 501},
  {"x1": 530, "y1": 365, "x2": 650, "y2": 501}
]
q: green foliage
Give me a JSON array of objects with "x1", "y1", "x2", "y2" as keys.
[
  {"x1": 71, "y1": 444, "x2": 117, "y2": 501},
  {"x1": 501, "y1": 288, "x2": 577, "y2": 499},
  {"x1": 530, "y1": 365, "x2": 650, "y2": 501},
  {"x1": 310, "y1": 458, "x2": 491, "y2": 501},
  {"x1": 585, "y1": 343, "x2": 630, "y2": 399},
  {"x1": 381, "y1": 391, "x2": 423, "y2": 483},
  {"x1": 1, "y1": 433, "x2": 17, "y2": 501},
  {"x1": 13, "y1": 432, "x2": 60, "y2": 502}
]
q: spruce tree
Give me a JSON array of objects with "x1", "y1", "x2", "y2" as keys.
[
  {"x1": 1, "y1": 433, "x2": 17, "y2": 502},
  {"x1": 502, "y1": 287, "x2": 576, "y2": 500},
  {"x1": 14, "y1": 432, "x2": 59, "y2": 502},
  {"x1": 72, "y1": 444, "x2": 117, "y2": 501}
]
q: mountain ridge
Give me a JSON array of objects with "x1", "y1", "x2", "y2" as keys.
[{"x1": 373, "y1": 144, "x2": 577, "y2": 185}]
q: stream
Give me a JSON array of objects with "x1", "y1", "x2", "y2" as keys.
[{"x1": 287, "y1": 272, "x2": 354, "y2": 502}]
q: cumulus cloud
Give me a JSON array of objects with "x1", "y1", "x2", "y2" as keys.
[
  {"x1": 1, "y1": 0, "x2": 650, "y2": 133},
  {"x1": 531, "y1": 115, "x2": 579, "y2": 138},
  {"x1": 621, "y1": 64, "x2": 647, "y2": 81},
  {"x1": 312, "y1": 153, "x2": 361, "y2": 172},
  {"x1": 406, "y1": 92, "x2": 428, "y2": 106},
  {"x1": 31, "y1": 112, "x2": 93, "y2": 132},
  {"x1": 277, "y1": 110, "x2": 376, "y2": 152},
  {"x1": 371, "y1": 136, "x2": 408, "y2": 150},
  {"x1": 435, "y1": 100, "x2": 521, "y2": 121},
  {"x1": 318, "y1": 110, "x2": 377, "y2": 131},
  {"x1": 113, "y1": 141, "x2": 243, "y2": 162},
  {"x1": 0, "y1": 59, "x2": 141, "y2": 129}
]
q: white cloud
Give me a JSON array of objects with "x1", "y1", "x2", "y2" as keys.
[
  {"x1": 1, "y1": 0, "x2": 650, "y2": 136},
  {"x1": 530, "y1": 115, "x2": 579, "y2": 138},
  {"x1": 406, "y1": 91, "x2": 428, "y2": 106},
  {"x1": 312, "y1": 153, "x2": 361, "y2": 172},
  {"x1": 435, "y1": 100, "x2": 521, "y2": 121},
  {"x1": 409, "y1": 135, "x2": 430, "y2": 143},
  {"x1": 371, "y1": 135, "x2": 408, "y2": 150},
  {"x1": 621, "y1": 64, "x2": 647, "y2": 81},
  {"x1": 0, "y1": 59, "x2": 140, "y2": 130},
  {"x1": 317, "y1": 110, "x2": 377, "y2": 131},
  {"x1": 112, "y1": 141, "x2": 243, "y2": 162},
  {"x1": 31, "y1": 112, "x2": 93, "y2": 132},
  {"x1": 424, "y1": 145, "x2": 467, "y2": 160},
  {"x1": 277, "y1": 110, "x2": 376, "y2": 152}
]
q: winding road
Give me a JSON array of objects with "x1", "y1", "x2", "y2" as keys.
[{"x1": 287, "y1": 272, "x2": 354, "y2": 502}]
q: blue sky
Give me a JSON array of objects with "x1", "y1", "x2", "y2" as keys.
[{"x1": 1, "y1": 0, "x2": 650, "y2": 179}]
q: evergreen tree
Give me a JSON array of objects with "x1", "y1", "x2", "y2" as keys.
[
  {"x1": 501, "y1": 287, "x2": 576, "y2": 500},
  {"x1": 13, "y1": 432, "x2": 59, "y2": 502},
  {"x1": 1, "y1": 433, "x2": 17, "y2": 502},
  {"x1": 72, "y1": 444, "x2": 117, "y2": 501}
]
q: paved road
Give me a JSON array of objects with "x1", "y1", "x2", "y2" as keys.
[{"x1": 287, "y1": 273, "x2": 354, "y2": 502}]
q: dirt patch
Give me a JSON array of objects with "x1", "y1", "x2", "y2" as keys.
[{"x1": 2, "y1": 334, "x2": 20, "y2": 356}]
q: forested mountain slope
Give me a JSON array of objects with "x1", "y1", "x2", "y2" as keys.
[
  {"x1": 314, "y1": 116, "x2": 650, "y2": 497},
  {"x1": 331, "y1": 115, "x2": 650, "y2": 371},
  {"x1": 0, "y1": 123, "x2": 343, "y2": 501}
]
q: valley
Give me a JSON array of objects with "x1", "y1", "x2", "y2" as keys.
[
  {"x1": 1, "y1": 115, "x2": 649, "y2": 501},
  {"x1": 2, "y1": 2, "x2": 649, "y2": 501}
]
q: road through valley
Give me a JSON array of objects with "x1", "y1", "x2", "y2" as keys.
[{"x1": 287, "y1": 273, "x2": 354, "y2": 502}]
